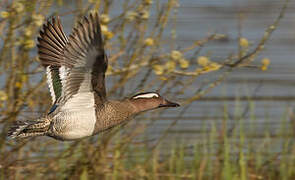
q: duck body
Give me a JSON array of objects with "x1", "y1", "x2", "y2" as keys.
[
  {"x1": 48, "y1": 99, "x2": 135, "y2": 140},
  {"x1": 8, "y1": 13, "x2": 179, "y2": 141}
]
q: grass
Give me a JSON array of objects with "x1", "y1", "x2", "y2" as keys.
[
  {"x1": 3, "y1": 99, "x2": 295, "y2": 179},
  {"x1": 88, "y1": 103, "x2": 294, "y2": 180}
]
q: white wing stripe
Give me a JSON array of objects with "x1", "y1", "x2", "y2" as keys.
[
  {"x1": 59, "y1": 65, "x2": 67, "y2": 92},
  {"x1": 46, "y1": 66, "x2": 56, "y2": 103}
]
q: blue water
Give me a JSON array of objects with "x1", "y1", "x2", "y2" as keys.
[
  {"x1": 136, "y1": 0, "x2": 295, "y2": 144},
  {"x1": 2, "y1": 0, "x2": 295, "y2": 146}
]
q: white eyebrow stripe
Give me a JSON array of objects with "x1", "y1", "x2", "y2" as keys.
[{"x1": 133, "y1": 93, "x2": 159, "y2": 99}]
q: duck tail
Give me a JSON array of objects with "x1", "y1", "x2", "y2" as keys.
[{"x1": 7, "y1": 118, "x2": 51, "y2": 139}]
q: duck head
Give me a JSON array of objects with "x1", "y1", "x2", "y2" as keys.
[{"x1": 129, "y1": 92, "x2": 180, "y2": 113}]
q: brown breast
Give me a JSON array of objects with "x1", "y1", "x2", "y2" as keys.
[{"x1": 93, "y1": 100, "x2": 136, "y2": 134}]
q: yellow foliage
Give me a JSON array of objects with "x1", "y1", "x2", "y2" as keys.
[
  {"x1": 196, "y1": 61, "x2": 221, "y2": 74},
  {"x1": 32, "y1": 14, "x2": 44, "y2": 27},
  {"x1": 144, "y1": 0, "x2": 153, "y2": 5},
  {"x1": 125, "y1": 11, "x2": 137, "y2": 21},
  {"x1": 15, "y1": 82, "x2": 22, "y2": 88},
  {"x1": 159, "y1": 76, "x2": 168, "y2": 81},
  {"x1": 103, "y1": 31, "x2": 114, "y2": 40},
  {"x1": 140, "y1": 10, "x2": 150, "y2": 20},
  {"x1": 101, "y1": 25, "x2": 114, "y2": 39},
  {"x1": 21, "y1": 75, "x2": 28, "y2": 83},
  {"x1": 204, "y1": 62, "x2": 221, "y2": 72},
  {"x1": 0, "y1": 91, "x2": 8, "y2": 101},
  {"x1": 106, "y1": 65, "x2": 112, "y2": 75},
  {"x1": 165, "y1": 61, "x2": 176, "y2": 71},
  {"x1": 101, "y1": 25, "x2": 108, "y2": 33},
  {"x1": 197, "y1": 56, "x2": 209, "y2": 66},
  {"x1": 13, "y1": 2, "x2": 24, "y2": 13},
  {"x1": 170, "y1": 50, "x2": 182, "y2": 60},
  {"x1": 262, "y1": 58, "x2": 270, "y2": 66},
  {"x1": 0, "y1": 11, "x2": 9, "y2": 18},
  {"x1": 100, "y1": 14, "x2": 110, "y2": 24},
  {"x1": 239, "y1": 37, "x2": 249, "y2": 48},
  {"x1": 179, "y1": 58, "x2": 189, "y2": 69},
  {"x1": 24, "y1": 39, "x2": 35, "y2": 49},
  {"x1": 144, "y1": 38, "x2": 154, "y2": 46},
  {"x1": 24, "y1": 28, "x2": 32, "y2": 37},
  {"x1": 261, "y1": 58, "x2": 270, "y2": 71},
  {"x1": 153, "y1": 65, "x2": 164, "y2": 75}
]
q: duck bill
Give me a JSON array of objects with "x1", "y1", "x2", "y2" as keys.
[{"x1": 159, "y1": 99, "x2": 180, "y2": 108}]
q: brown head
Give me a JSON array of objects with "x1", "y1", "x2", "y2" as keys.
[{"x1": 128, "y1": 92, "x2": 180, "y2": 114}]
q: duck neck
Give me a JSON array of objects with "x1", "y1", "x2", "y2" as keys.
[{"x1": 93, "y1": 100, "x2": 137, "y2": 134}]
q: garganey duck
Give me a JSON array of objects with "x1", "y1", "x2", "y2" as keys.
[{"x1": 8, "y1": 13, "x2": 179, "y2": 141}]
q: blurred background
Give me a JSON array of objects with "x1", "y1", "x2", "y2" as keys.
[{"x1": 0, "y1": 0, "x2": 294, "y2": 179}]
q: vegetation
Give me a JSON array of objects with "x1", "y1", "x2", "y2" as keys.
[{"x1": 0, "y1": 0, "x2": 292, "y2": 179}]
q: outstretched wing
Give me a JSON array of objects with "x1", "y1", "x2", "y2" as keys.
[
  {"x1": 61, "y1": 13, "x2": 107, "y2": 104},
  {"x1": 38, "y1": 13, "x2": 107, "y2": 109},
  {"x1": 37, "y1": 17, "x2": 69, "y2": 104}
]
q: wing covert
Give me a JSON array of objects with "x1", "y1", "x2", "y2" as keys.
[{"x1": 61, "y1": 13, "x2": 108, "y2": 103}]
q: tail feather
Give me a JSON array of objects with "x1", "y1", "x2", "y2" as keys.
[{"x1": 8, "y1": 118, "x2": 51, "y2": 139}]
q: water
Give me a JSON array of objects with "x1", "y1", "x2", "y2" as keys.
[
  {"x1": 5, "y1": 0, "x2": 295, "y2": 145},
  {"x1": 136, "y1": 0, "x2": 295, "y2": 144},
  {"x1": 43, "y1": 1, "x2": 295, "y2": 144}
]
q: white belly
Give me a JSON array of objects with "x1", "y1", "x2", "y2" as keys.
[{"x1": 53, "y1": 92, "x2": 97, "y2": 140}]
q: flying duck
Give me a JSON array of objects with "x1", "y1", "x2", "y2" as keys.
[{"x1": 8, "y1": 13, "x2": 179, "y2": 141}]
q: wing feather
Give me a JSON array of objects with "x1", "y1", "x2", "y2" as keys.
[
  {"x1": 60, "y1": 13, "x2": 107, "y2": 104},
  {"x1": 37, "y1": 13, "x2": 107, "y2": 107},
  {"x1": 37, "y1": 17, "x2": 69, "y2": 104}
]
